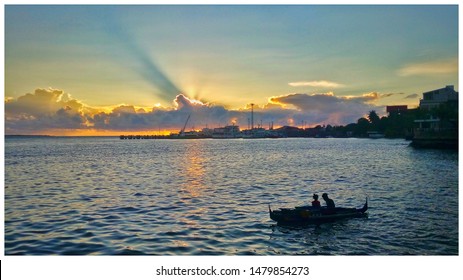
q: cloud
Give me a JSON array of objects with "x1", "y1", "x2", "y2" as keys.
[
  {"x1": 5, "y1": 88, "x2": 382, "y2": 135},
  {"x1": 404, "y1": 93, "x2": 419, "y2": 99},
  {"x1": 398, "y1": 58, "x2": 458, "y2": 77},
  {"x1": 5, "y1": 88, "x2": 81, "y2": 116},
  {"x1": 268, "y1": 92, "x2": 380, "y2": 125},
  {"x1": 351, "y1": 92, "x2": 379, "y2": 103},
  {"x1": 4, "y1": 88, "x2": 236, "y2": 134},
  {"x1": 5, "y1": 88, "x2": 89, "y2": 132},
  {"x1": 288, "y1": 80, "x2": 345, "y2": 88},
  {"x1": 381, "y1": 93, "x2": 395, "y2": 98}
]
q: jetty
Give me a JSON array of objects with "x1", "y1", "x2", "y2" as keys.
[{"x1": 120, "y1": 135, "x2": 158, "y2": 139}]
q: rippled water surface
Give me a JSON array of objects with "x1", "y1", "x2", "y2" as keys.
[{"x1": 4, "y1": 137, "x2": 458, "y2": 255}]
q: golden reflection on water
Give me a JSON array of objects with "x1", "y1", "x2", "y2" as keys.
[
  {"x1": 181, "y1": 141, "x2": 207, "y2": 198},
  {"x1": 172, "y1": 240, "x2": 189, "y2": 247},
  {"x1": 176, "y1": 141, "x2": 210, "y2": 236}
]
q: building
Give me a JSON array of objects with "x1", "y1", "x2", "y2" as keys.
[
  {"x1": 386, "y1": 105, "x2": 408, "y2": 116},
  {"x1": 412, "y1": 85, "x2": 458, "y2": 149},
  {"x1": 212, "y1": 125, "x2": 242, "y2": 138},
  {"x1": 419, "y1": 85, "x2": 458, "y2": 110}
]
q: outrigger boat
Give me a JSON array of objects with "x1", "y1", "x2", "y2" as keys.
[{"x1": 269, "y1": 198, "x2": 368, "y2": 225}]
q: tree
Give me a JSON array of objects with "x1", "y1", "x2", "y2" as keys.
[
  {"x1": 368, "y1": 110, "x2": 380, "y2": 125},
  {"x1": 355, "y1": 117, "x2": 370, "y2": 137}
]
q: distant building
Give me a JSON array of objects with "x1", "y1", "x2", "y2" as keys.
[
  {"x1": 412, "y1": 85, "x2": 458, "y2": 149},
  {"x1": 212, "y1": 125, "x2": 242, "y2": 138},
  {"x1": 419, "y1": 85, "x2": 458, "y2": 110},
  {"x1": 386, "y1": 105, "x2": 408, "y2": 116}
]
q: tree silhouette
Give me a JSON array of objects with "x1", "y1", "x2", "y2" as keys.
[
  {"x1": 368, "y1": 110, "x2": 380, "y2": 124},
  {"x1": 367, "y1": 110, "x2": 380, "y2": 131},
  {"x1": 355, "y1": 117, "x2": 370, "y2": 137}
]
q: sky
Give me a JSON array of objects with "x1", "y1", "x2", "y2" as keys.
[{"x1": 4, "y1": 5, "x2": 459, "y2": 135}]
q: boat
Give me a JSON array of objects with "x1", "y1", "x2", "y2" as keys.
[{"x1": 269, "y1": 198, "x2": 368, "y2": 225}]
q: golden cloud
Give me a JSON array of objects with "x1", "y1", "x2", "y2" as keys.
[
  {"x1": 288, "y1": 80, "x2": 345, "y2": 88},
  {"x1": 398, "y1": 58, "x2": 458, "y2": 77}
]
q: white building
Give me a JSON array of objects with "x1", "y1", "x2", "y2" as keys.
[
  {"x1": 419, "y1": 85, "x2": 458, "y2": 110},
  {"x1": 415, "y1": 85, "x2": 458, "y2": 129},
  {"x1": 212, "y1": 125, "x2": 242, "y2": 138}
]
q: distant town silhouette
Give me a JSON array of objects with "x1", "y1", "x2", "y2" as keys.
[{"x1": 121, "y1": 85, "x2": 458, "y2": 149}]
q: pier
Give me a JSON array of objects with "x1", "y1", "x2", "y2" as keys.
[{"x1": 120, "y1": 135, "x2": 158, "y2": 139}]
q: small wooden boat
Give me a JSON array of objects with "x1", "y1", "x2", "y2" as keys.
[{"x1": 269, "y1": 198, "x2": 368, "y2": 225}]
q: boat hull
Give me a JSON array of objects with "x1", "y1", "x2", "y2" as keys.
[{"x1": 269, "y1": 199, "x2": 368, "y2": 225}]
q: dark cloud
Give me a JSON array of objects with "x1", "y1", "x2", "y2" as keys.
[
  {"x1": 76, "y1": 93, "x2": 237, "y2": 132},
  {"x1": 268, "y1": 92, "x2": 380, "y2": 125},
  {"x1": 5, "y1": 88, "x2": 81, "y2": 116},
  {"x1": 404, "y1": 93, "x2": 419, "y2": 99},
  {"x1": 379, "y1": 92, "x2": 405, "y2": 98},
  {"x1": 5, "y1": 88, "x2": 89, "y2": 133}
]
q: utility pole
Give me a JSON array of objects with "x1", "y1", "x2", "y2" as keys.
[{"x1": 250, "y1": 103, "x2": 254, "y2": 130}]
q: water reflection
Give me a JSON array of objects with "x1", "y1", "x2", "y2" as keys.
[
  {"x1": 174, "y1": 141, "x2": 209, "y2": 249},
  {"x1": 181, "y1": 141, "x2": 207, "y2": 198}
]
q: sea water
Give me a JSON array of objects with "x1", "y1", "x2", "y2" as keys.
[{"x1": 4, "y1": 137, "x2": 458, "y2": 255}]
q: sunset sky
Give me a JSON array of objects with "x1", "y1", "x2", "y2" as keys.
[{"x1": 4, "y1": 5, "x2": 459, "y2": 135}]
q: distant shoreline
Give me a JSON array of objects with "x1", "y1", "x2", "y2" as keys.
[
  {"x1": 4, "y1": 135, "x2": 116, "y2": 138},
  {"x1": 5, "y1": 134, "x2": 53, "y2": 137}
]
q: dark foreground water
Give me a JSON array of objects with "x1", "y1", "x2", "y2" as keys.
[{"x1": 4, "y1": 137, "x2": 458, "y2": 255}]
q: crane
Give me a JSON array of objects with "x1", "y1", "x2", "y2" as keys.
[{"x1": 179, "y1": 114, "x2": 191, "y2": 137}]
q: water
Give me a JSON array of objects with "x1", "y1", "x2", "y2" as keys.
[{"x1": 4, "y1": 137, "x2": 458, "y2": 255}]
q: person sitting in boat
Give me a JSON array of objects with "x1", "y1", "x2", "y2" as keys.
[
  {"x1": 322, "y1": 193, "x2": 335, "y2": 209},
  {"x1": 311, "y1": 194, "x2": 321, "y2": 208}
]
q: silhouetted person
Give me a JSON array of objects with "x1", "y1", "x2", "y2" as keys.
[
  {"x1": 312, "y1": 194, "x2": 321, "y2": 207},
  {"x1": 322, "y1": 193, "x2": 335, "y2": 209}
]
